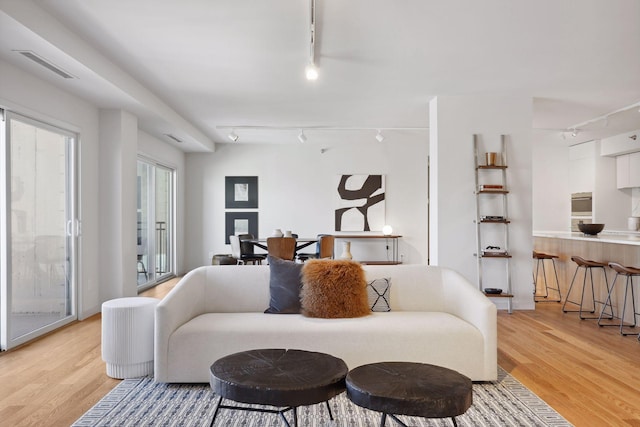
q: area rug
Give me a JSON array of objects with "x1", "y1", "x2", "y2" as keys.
[{"x1": 73, "y1": 367, "x2": 572, "y2": 426}]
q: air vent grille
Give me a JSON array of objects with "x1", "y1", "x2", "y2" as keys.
[
  {"x1": 14, "y1": 50, "x2": 75, "y2": 79},
  {"x1": 164, "y1": 134, "x2": 183, "y2": 143}
]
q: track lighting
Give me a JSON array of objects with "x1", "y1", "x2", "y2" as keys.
[
  {"x1": 228, "y1": 130, "x2": 239, "y2": 142},
  {"x1": 375, "y1": 130, "x2": 385, "y2": 142},
  {"x1": 571, "y1": 129, "x2": 578, "y2": 137},
  {"x1": 298, "y1": 130, "x2": 307, "y2": 143},
  {"x1": 305, "y1": 62, "x2": 318, "y2": 80},
  {"x1": 305, "y1": 0, "x2": 318, "y2": 81}
]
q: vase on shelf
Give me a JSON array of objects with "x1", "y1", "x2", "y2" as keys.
[
  {"x1": 340, "y1": 241, "x2": 352, "y2": 260},
  {"x1": 272, "y1": 229, "x2": 283, "y2": 237}
]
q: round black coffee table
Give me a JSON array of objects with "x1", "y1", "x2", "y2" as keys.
[
  {"x1": 346, "y1": 362, "x2": 472, "y2": 427},
  {"x1": 209, "y1": 348, "x2": 348, "y2": 427}
]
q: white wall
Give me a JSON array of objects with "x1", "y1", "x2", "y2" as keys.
[
  {"x1": 184, "y1": 139, "x2": 429, "y2": 271},
  {"x1": 99, "y1": 109, "x2": 138, "y2": 301},
  {"x1": 532, "y1": 134, "x2": 570, "y2": 231},
  {"x1": 430, "y1": 95, "x2": 533, "y2": 310}
]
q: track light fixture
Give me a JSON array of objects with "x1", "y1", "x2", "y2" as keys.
[
  {"x1": 571, "y1": 128, "x2": 578, "y2": 137},
  {"x1": 305, "y1": 0, "x2": 318, "y2": 81},
  {"x1": 216, "y1": 125, "x2": 429, "y2": 144},
  {"x1": 305, "y1": 62, "x2": 318, "y2": 80}
]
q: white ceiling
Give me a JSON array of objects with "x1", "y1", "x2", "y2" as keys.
[{"x1": 1, "y1": 0, "x2": 639, "y2": 151}]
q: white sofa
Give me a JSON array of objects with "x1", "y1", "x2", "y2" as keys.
[{"x1": 154, "y1": 264, "x2": 497, "y2": 383}]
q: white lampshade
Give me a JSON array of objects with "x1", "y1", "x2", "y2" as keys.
[{"x1": 382, "y1": 225, "x2": 393, "y2": 235}]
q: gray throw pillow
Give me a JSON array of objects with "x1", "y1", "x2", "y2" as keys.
[
  {"x1": 367, "y1": 278, "x2": 391, "y2": 312},
  {"x1": 264, "y1": 256, "x2": 303, "y2": 314}
]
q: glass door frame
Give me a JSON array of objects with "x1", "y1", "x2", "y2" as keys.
[
  {"x1": 137, "y1": 156, "x2": 175, "y2": 291},
  {"x1": 1, "y1": 110, "x2": 78, "y2": 350}
]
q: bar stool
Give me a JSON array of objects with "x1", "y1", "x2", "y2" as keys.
[
  {"x1": 562, "y1": 256, "x2": 613, "y2": 320},
  {"x1": 532, "y1": 251, "x2": 561, "y2": 302},
  {"x1": 598, "y1": 262, "x2": 640, "y2": 336}
]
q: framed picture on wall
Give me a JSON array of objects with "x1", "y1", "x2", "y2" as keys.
[
  {"x1": 225, "y1": 212, "x2": 259, "y2": 244},
  {"x1": 225, "y1": 176, "x2": 258, "y2": 208},
  {"x1": 335, "y1": 174, "x2": 386, "y2": 231}
]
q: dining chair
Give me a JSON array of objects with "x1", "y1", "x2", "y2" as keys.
[
  {"x1": 297, "y1": 234, "x2": 335, "y2": 262},
  {"x1": 267, "y1": 237, "x2": 297, "y2": 261},
  {"x1": 229, "y1": 235, "x2": 265, "y2": 265},
  {"x1": 238, "y1": 233, "x2": 267, "y2": 265},
  {"x1": 318, "y1": 235, "x2": 335, "y2": 259}
]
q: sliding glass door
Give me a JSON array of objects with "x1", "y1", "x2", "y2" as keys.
[
  {"x1": 1, "y1": 111, "x2": 77, "y2": 350},
  {"x1": 137, "y1": 159, "x2": 174, "y2": 289}
]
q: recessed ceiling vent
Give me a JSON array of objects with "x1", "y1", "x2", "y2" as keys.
[
  {"x1": 14, "y1": 50, "x2": 76, "y2": 79},
  {"x1": 164, "y1": 134, "x2": 183, "y2": 144}
]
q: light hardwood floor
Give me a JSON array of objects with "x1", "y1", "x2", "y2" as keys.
[{"x1": 1, "y1": 278, "x2": 639, "y2": 426}]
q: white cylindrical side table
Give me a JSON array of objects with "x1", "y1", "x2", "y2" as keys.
[{"x1": 101, "y1": 296, "x2": 159, "y2": 379}]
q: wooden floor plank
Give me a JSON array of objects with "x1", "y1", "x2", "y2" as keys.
[{"x1": 1, "y1": 277, "x2": 639, "y2": 426}]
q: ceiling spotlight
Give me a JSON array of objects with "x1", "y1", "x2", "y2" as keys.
[
  {"x1": 298, "y1": 130, "x2": 307, "y2": 143},
  {"x1": 305, "y1": 62, "x2": 318, "y2": 80},
  {"x1": 228, "y1": 130, "x2": 239, "y2": 142},
  {"x1": 571, "y1": 128, "x2": 578, "y2": 137},
  {"x1": 375, "y1": 130, "x2": 385, "y2": 142}
]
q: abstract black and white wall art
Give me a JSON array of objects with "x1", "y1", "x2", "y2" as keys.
[{"x1": 335, "y1": 174, "x2": 385, "y2": 231}]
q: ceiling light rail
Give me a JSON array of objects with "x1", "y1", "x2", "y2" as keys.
[
  {"x1": 565, "y1": 100, "x2": 640, "y2": 134},
  {"x1": 216, "y1": 125, "x2": 428, "y2": 143},
  {"x1": 534, "y1": 100, "x2": 640, "y2": 139}
]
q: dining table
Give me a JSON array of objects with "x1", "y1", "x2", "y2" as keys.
[{"x1": 240, "y1": 237, "x2": 318, "y2": 252}]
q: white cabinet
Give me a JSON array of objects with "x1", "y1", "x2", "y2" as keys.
[
  {"x1": 616, "y1": 152, "x2": 640, "y2": 189},
  {"x1": 569, "y1": 142, "x2": 595, "y2": 194}
]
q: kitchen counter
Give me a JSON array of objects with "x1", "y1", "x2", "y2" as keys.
[
  {"x1": 534, "y1": 232, "x2": 640, "y2": 324},
  {"x1": 534, "y1": 231, "x2": 640, "y2": 246}
]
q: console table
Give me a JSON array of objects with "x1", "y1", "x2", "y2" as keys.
[{"x1": 334, "y1": 234, "x2": 402, "y2": 265}]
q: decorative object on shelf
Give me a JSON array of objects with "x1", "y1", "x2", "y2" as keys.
[
  {"x1": 340, "y1": 241, "x2": 353, "y2": 260},
  {"x1": 481, "y1": 215, "x2": 506, "y2": 221},
  {"x1": 577, "y1": 223, "x2": 604, "y2": 235},
  {"x1": 485, "y1": 152, "x2": 499, "y2": 166},
  {"x1": 478, "y1": 184, "x2": 504, "y2": 191},
  {"x1": 382, "y1": 224, "x2": 393, "y2": 235},
  {"x1": 272, "y1": 228, "x2": 284, "y2": 237},
  {"x1": 484, "y1": 288, "x2": 503, "y2": 295},
  {"x1": 482, "y1": 245, "x2": 508, "y2": 256},
  {"x1": 284, "y1": 230, "x2": 293, "y2": 237},
  {"x1": 225, "y1": 176, "x2": 258, "y2": 209},
  {"x1": 333, "y1": 234, "x2": 402, "y2": 265},
  {"x1": 335, "y1": 174, "x2": 385, "y2": 231},
  {"x1": 628, "y1": 217, "x2": 640, "y2": 231}
]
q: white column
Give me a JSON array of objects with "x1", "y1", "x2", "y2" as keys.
[
  {"x1": 99, "y1": 109, "x2": 138, "y2": 300},
  {"x1": 429, "y1": 95, "x2": 533, "y2": 310}
]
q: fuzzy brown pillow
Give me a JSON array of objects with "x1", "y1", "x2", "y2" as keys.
[{"x1": 300, "y1": 259, "x2": 370, "y2": 318}]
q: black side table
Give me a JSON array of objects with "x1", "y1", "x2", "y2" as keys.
[
  {"x1": 346, "y1": 362, "x2": 472, "y2": 427},
  {"x1": 210, "y1": 348, "x2": 348, "y2": 427}
]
